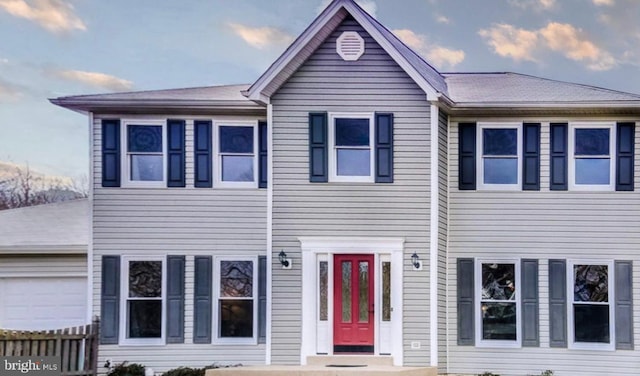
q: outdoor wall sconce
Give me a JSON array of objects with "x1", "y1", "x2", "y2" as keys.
[
  {"x1": 411, "y1": 252, "x2": 422, "y2": 270},
  {"x1": 279, "y1": 250, "x2": 292, "y2": 269}
]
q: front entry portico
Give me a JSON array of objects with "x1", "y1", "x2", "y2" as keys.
[{"x1": 298, "y1": 237, "x2": 405, "y2": 366}]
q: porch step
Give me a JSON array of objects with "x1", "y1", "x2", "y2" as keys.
[
  {"x1": 205, "y1": 365, "x2": 437, "y2": 376},
  {"x1": 307, "y1": 355, "x2": 394, "y2": 367}
]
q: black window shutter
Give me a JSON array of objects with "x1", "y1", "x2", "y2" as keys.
[
  {"x1": 521, "y1": 259, "x2": 539, "y2": 346},
  {"x1": 167, "y1": 120, "x2": 186, "y2": 188},
  {"x1": 458, "y1": 123, "x2": 476, "y2": 190},
  {"x1": 193, "y1": 256, "x2": 212, "y2": 343},
  {"x1": 375, "y1": 113, "x2": 394, "y2": 183},
  {"x1": 258, "y1": 255, "x2": 267, "y2": 344},
  {"x1": 549, "y1": 259, "x2": 567, "y2": 347},
  {"x1": 615, "y1": 260, "x2": 634, "y2": 350},
  {"x1": 616, "y1": 122, "x2": 635, "y2": 191},
  {"x1": 523, "y1": 123, "x2": 541, "y2": 191},
  {"x1": 309, "y1": 112, "x2": 328, "y2": 183},
  {"x1": 457, "y1": 258, "x2": 475, "y2": 345},
  {"x1": 259, "y1": 121, "x2": 268, "y2": 189},
  {"x1": 550, "y1": 123, "x2": 568, "y2": 191},
  {"x1": 101, "y1": 255, "x2": 120, "y2": 344},
  {"x1": 166, "y1": 255, "x2": 185, "y2": 343},
  {"x1": 102, "y1": 119, "x2": 121, "y2": 187},
  {"x1": 194, "y1": 121, "x2": 213, "y2": 188}
]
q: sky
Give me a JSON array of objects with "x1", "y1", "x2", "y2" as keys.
[{"x1": 1, "y1": 0, "x2": 640, "y2": 180}]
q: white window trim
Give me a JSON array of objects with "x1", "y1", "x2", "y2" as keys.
[
  {"x1": 119, "y1": 255, "x2": 166, "y2": 346},
  {"x1": 212, "y1": 256, "x2": 259, "y2": 345},
  {"x1": 328, "y1": 113, "x2": 375, "y2": 183},
  {"x1": 476, "y1": 123, "x2": 522, "y2": 191},
  {"x1": 567, "y1": 259, "x2": 615, "y2": 351},
  {"x1": 121, "y1": 119, "x2": 168, "y2": 188},
  {"x1": 213, "y1": 121, "x2": 259, "y2": 189},
  {"x1": 475, "y1": 259, "x2": 522, "y2": 348},
  {"x1": 568, "y1": 122, "x2": 616, "y2": 192}
]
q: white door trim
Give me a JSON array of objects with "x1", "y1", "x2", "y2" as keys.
[{"x1": 298, "y1": 237, "x2": 404, "y2": 366}]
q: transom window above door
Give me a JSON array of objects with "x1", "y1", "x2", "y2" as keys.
[
  {"x1": 477, "y1": 123, "x2": 522, "y2": 190},
  {"x1": 329, "y1": 113, "x2": 375, "y2": 182}
]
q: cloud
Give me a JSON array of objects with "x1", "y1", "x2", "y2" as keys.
[
  {"x1": 479, "y1": 22, "x2": 616, "y2": 70},
  {"x1": 593, "y1": 0, "x2": 614, "y2": 5},
  {"x1": 48, "y1": 69, "x2": 133, "y2": 91},
  {"x1": 478, "y1": 24, "x2": 539, "y2": 62},
  {"x1": 435, "y1": 15, "x2": 450, "y2": 25},
  {"x1": 0, "y1": 0, "x2": 86, "y2": 33},
  {"x1": 0, "y1": 78, "x2": 25, "y2": 102},
  {"x1": 317, "y1": 0, "x2": 377, "y2": 17},
  {"x1": 227, "y1": 23, "x2": 294, "y2": 50},
  {"x1": 539, "y1": 22, "x2": 616, "y2": 70},
  {"x1": 393, "y1": 29, "x2": 465, "y2": 69},
  {"x1": 508, "y1": 0, "x2": 556, "y2": 11}
]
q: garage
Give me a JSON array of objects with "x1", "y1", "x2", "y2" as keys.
[
  {"x1": 0, "y1": 276, "x2": 87, "y2": 330},
  {"x1": 0, "y1": 200, "x2": 89, "y2": 331}
]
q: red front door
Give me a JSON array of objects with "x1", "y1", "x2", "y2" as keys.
[{"x1": 333, "y1": 254, "x2": 374, "y2": 353}]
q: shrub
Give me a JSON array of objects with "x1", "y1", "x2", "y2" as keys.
[
  {"x1": 162, "y1": 367, "x2": 205, "y2": 376},
  {"x1": 107, "y1": 362, "x2": 145, "y2": 376},
  {"x1": 478, "y1": 373, "x2": 500, "y2": 376}
]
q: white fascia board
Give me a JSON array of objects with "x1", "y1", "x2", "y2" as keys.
[
  {"x1": 247, "y1": 0, "x2": 442, "y2": 103},
  {"x1": 246, "y1": 0, "x2": 349, "y2": 102},
  {"x1": 343, "y1": 2, "x2": 440, "y2": 101},
  {"x1": 0, "y1": 245, "x2": 87, "y2": 254}
]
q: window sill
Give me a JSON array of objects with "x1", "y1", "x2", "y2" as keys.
[
  {"x1": 475, "y1": 340, "x2": 521, "y2": 349},
  {"x1": 118, "y1": 339, "x2": 165, "y2": 346},
  {"x1": 212, "y1": 338, "x2": 258, "y2": 346}
]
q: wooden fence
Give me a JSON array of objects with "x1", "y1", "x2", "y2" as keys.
[{"x1": 0, "y1": 318, "x2": 99, "y2": 376}]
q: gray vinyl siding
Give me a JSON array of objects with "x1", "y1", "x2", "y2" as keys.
[
  {"x1": 447, "y1": 119, "x2": 640, "y2": 376},
  {"x1": 437, "y1": 110, "x2": 448, "y2": 371},
  {"x1": 0, "y1": 254, "x2": 86, "y2": 276},
  {"x1": 271, "y1": 18, "x2": 432, "y2": 366},
  {"x1": 92, "y1": 115, "x2": 267, "y2": 373}
]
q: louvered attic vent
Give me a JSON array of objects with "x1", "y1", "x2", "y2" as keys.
[{"x1": 337, "y1": 31, "x2": 364, "y2": 61}]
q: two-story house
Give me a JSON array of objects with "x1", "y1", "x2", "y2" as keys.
[{"x1": 52, "y1": 0, "x2": 640, "y2": 375}]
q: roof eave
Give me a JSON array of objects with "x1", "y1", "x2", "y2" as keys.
[
  {"x1": 0, "y1": 244, "x2": 87, "y2": 254},
  {"x1": 50, "y1": 98, "x2": 266, "y2": 114},
  {"x1": 444, "y1": 100, "x2": 640, "y2": 116}
]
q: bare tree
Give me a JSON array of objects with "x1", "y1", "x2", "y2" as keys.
[{"x1": 0, "y1": 163, "x2": 87, "y2": 210}]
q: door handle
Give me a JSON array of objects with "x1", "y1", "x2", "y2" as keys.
[{"x1": 369, "y1": 303, "x2": 375, "y2": 313}]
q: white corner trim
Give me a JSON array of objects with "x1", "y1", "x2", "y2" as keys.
[
  {"x1": 87, "y1": 111, "x2": 95, "y2": 324},
  {"x1": 265, "y1": 103, "x2": 274, "y2": 365},
  {"x1": 429, "y1": 104, "x2": 439, "y2": 367}
]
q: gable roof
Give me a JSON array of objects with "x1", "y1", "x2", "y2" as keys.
[
  {"x1": 0, "y1": 199, "x2": 88, "y2": 254},
  {"x1": 245, "y1": 0, "x2": 448, "y2": 103},
  {"x1": 50, "y1": 84, "x2": 264, "y2": 114}
]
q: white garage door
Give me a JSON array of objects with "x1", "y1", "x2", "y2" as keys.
[{"x1": 0, "y1": 277, "x2": 87, "y2": 330}]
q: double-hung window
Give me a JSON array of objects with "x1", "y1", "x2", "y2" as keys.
[
  {"x1": 568, "y1": 261, "x2": 614, "y2": 350},
  {"x1": 477, "y1": 123, "x2": 522, "y2": 190},
  {"x1": 213, "y1": 257, "x2": 258, "y2": 344},
  {"x1": 329, "y1": 113, "x2": 375, "y2": 182},
  {"x1": 123, "y1": 120, "x2": 166, "y2": 187},
  {"x1": 569, "y1": 123, "x2": 615, "y2": 191},
  {"x1": 476, "y1": 260, "x2": 521, "y2": 347},
  {"x1": 214, "y1": 122, "x2": 258, "y2": 188},
  {"x1": 121, "y1": 257, "x2": 165, "y2": 345}
]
